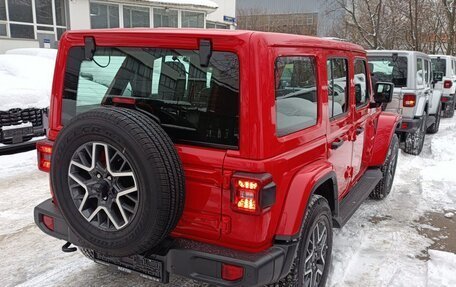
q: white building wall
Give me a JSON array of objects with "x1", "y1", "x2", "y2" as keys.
[
  {"x1": 0, "y1": 39, "x2": 39, "y2": 54},
  {"x1": 68, "y1": 0, "x2": 92, "y2": 30},
  {"x1": 207, "y1": 0, "x2": 236, "y2": 29}
]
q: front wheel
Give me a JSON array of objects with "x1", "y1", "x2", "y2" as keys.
[
  {"x1": 370, "y1": 134, "x2": 399, "y2": 200},
  {"x1": 427, "y1": 102, "x2": 442, "y2": 134},
  {"x1": 404, "y1": 112, "x2": 427, "y2": 155},
  {"x1": 269, "y1": 196, "x2": 333, "y2": 287}
]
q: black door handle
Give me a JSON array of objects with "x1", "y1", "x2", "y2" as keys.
[
  {"x1": 331, "y1": 138, "x2": 345, "y2": 150},
  {"x1": 356, "y1": 127, "x2": 364, "y2": 135}
]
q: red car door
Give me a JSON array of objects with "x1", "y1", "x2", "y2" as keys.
[{"x1": 326, "y1": 56, "x2": 354, "y2": 198}]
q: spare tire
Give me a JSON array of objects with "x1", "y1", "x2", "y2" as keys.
[{"x1": 51, "y1": 107, "x2": 185, "y2": 257}]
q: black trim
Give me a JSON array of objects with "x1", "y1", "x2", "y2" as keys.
[
  {"x1": 395, "y1": 117, "x2": 422, "y2": 133},
  {"x1": 34, "y1": 199, "x2": 298, "y2": 287}
]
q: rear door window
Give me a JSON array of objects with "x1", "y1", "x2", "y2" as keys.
[
  {"x1": 62, "y1": 47, "x2": 240, "y2": 148},
  {"x1": 354, "y1": 59, "x2": 369, "y2": 107}
]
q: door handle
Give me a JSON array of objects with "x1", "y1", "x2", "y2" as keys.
[
  {"x1": 356, "y1": 127, "x2": 364, "y2": 135},
  {"x1": 330, "y1": 138, "x2": 345, "y2": 150}
]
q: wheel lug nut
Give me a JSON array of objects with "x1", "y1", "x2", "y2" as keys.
[
  {"x1": 96, "y1": 174, "x2": 101, "y2": 179},
  {"x1": 107, "y1": 176, "x2": 112, "y2": 180}
]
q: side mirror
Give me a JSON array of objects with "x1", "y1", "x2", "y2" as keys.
[{"x1": 371, "y1": 82, "x2": 394, "y2": 107}]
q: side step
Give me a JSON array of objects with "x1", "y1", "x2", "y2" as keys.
[{"x1": 333, "y1": 169, "x2": 383, "y2": 228}]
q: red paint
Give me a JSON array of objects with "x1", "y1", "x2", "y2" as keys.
[
  {"x1": 39, "y1": 29, "x2": 397, "y2": 253},
  {"x1": 221, "y1": 263, "x2": 244, "y2": 281},
  {"x1": 444, "y1": 80, "x2": 453, "y2": 89}
]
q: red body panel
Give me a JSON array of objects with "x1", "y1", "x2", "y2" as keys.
[
  {"x1": 43, "y1": 29, "x2": 395, "y2": 253},
  {"x1": 368, "y1": 112, "x2": 402, "y2": 167}
]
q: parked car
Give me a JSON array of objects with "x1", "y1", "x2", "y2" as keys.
[
  {"x1": 368, "y1": 50, "x2": 442, "y2": 155},
  {"x1": 34, "y1": 29, "x2": 400, "y2": 287},
  {"x1": 0, "y1": 48, "x2": 56, "y2": 155},
  {"x1": 430, "y1": 55, "x2": 456, "y2": 118}
]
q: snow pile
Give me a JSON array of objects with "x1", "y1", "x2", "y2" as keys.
[
  {"x1": 5, "y1": 48, "x2": 57, "y2": 60},
  {"x1": 0, "y1": 52, "x2": 56, "y2": 111},
  {"x1": 427, "y1": 250, "x2": 456, "y2": 287}
]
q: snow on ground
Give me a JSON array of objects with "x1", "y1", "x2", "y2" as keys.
[
  {"x1": 0, "y1": 118, "x2": 455, "y2": 287},
  {"x1": 0, "y1": 52, "x2": 56, "y2": 111},
  {"x1": 5, "y1": 48, "x2": 58, "y2": 60}
]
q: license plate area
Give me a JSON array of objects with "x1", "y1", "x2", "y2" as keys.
[
  {"x1": 2, "y1": 124, "x2": 34, "y2": 143},
  {"x1": 93, "y1": 252, "x2": 169, "y2": 283}
]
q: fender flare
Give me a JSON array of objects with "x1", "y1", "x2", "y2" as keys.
[
  {"x1": 369, "y1": 112, "x2": 401, "y2": 167},
  {"x1": 275, "y1": 160, "x2": 337, "y2": 241},
  {"x1": 429, "y1": 90, "x2": 442, "y2": 115}
]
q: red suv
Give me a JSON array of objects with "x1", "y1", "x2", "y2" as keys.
[{"x1": 34, "y1": 29, "x2": 400, "y2": 287}]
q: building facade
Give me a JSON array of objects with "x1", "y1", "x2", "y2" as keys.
[{"x1": 0, "y1": 0, "x2": 236, "y2": 53}]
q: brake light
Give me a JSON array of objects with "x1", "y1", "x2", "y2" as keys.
[
  {"x1": 221, "y1": 263, "x2": 244, "y2": 281},
  {"x1": 231, "y1": 173, "x2": 276, "y2": 214},
  {"x1": 444, "y1": 80, "x2": 453, "y2": 89},
  {"x1": 112, "y1": 96, "x2": 136, "y2": 105},
  {"x1": 37, "y1": 140, "x2": 53, "y2": 172},
  {"x1": 403, "y1": 94, "x2": 416, "y2": 107}
]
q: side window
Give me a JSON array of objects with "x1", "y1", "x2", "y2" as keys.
[
  {"x1": 275, "y1": 56, "x2": 318, "y2": 136},
  {"x1": 417, "y1": 58, "x2": 424, "y2": 85},
  {"x1": 327, "y1": 58, "x2": 349, "y2": 118},
  {"x1": 354, "y1": 59, "x2": 369, "y2": 107},
  {"x1": 424, "y1": 59, "x2": 430, "y2": 85}
]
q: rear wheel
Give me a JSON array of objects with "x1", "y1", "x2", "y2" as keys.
[
  {"x1": 427, "y1": 102, "x2": 442, "y2": 134},
  {"x1": 268, "y1": 196, "x2": 333, "y2": 287},
  {"x1": 404, "y1": 112, "x2": 427, "y2": 155},
  {"x1": 370, "y1": 134, "x2": 399, "y2": 200},
  {"x1": 442, "y1": 97, "x2": 455, "y2": 118}
]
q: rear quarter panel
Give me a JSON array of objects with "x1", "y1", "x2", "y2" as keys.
[{"x1": 369, "y1": 112, "x2": 401, "y2": 167}]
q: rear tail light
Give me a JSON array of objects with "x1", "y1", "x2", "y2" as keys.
[
  {"x1": 403, "y1": 94, "x2": 416, "y2": 107},
  {"x1": 221, "y1": 263, "x2": 244, "y2": 281},
  {"x1": 37, "y1": 140, "x2": 54, "y2": 172},
  {"x1": 444, "y1": 80, "x2": 453, "y2": 89},
  {"x1": 441, "y1": 97, "x2": 449, "y2": 103},
  {"x1": 231, "y1": 173, "x2": 276, "y2": 214},
  {"x1": 42, "y1": 215, "x2": 55, "y2": 231}
]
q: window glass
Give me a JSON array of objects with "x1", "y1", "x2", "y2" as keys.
[
  {"x1": 181, "y1": 11, "x2": 204, "y2": 28},
  {"x1": 153, "y1": 8, "x2": 178, "y2": 28},
  {"x1": 368, "y1": 56, "x2": 408, "y2": 87},
  {"x1": 37, "y1": 26, "x2": 54, "y2": 31},
  {"x1": 206, "y1": 21, "x2": 216, "y2": 29},
  {"x1": 8, "y1": 0, "x2": 33, "y2": 22},
  {"x1": 36, "y1": 0, "x2": 53, "y2": 25},
  {"x1": 123, "y1": 6, "x2": 150, "y2": 28},
  {"x1": 10, "y1": 24, "x2": 34, "y2": 38},
  {"x1": 0, "y1": 23, "x2": 6, "y2": 36},
  {"x1": 90, "y1": 3, "x2": 119, "y2": 29},
  {"x1": 327, "y1": 58, "x2": 349, "y2": 118},
  {"x1": 417, "y1": 58, "x2": 424, "y2": 85},
  {"x1": 354, "y1": 59, "x2": 369, "y2": 107},
  {"x1": 424, "y1": 60, "x2": 430, "y2": 85},
  {"x1": 0, "y1": 0, "x2": 6, "y2": 21},
  {"x1": 57, "y1": 27, "x2": 66, "y2": 39},
  {"x1": 55, "y1": 0, "x2": 66, "y2": 26},
  {"x1": 63, "y1": 47, "x2": 240, "y2": 147},
  {"x1": 431, "y1": 58, "x2": 446, "y2": 76},
  {"x1": 275, "y1": 56, "x2": 317, "y2": 136}
]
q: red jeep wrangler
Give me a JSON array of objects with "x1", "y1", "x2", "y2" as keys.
[{"x1": 34, "y1": 29, "x2": 400, "y2": 287}]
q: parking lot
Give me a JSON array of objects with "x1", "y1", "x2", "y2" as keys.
[{"x1": 1, "y1": 117, "x2": 456, "y2": 287}]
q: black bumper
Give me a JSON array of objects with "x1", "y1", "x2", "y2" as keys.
[
  {"x1": 34, "y1": 199, "x2": 298, "y2": 287},
  {"x1": 395, "y1": 117, "x2": 422, "y2": 133}
]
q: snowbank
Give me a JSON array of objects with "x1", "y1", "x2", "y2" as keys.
[
  {"x1": 5, "y1": 48, "x2": 57, "y2": 60},
  {"x1": 427, "y1": 250, "x2": 456, "y2": 287},
  {"x1": 0, "y1": 53, "x2": 56, "y2": 111}
]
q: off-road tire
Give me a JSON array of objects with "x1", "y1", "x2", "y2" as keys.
[
  {"x1": 427, "y1": 102, "x2": 442, "y2": 134},
  {"x1": 370, "y1": 134, "x2": 399, "y2": 200},
  {"x1": 404, "y1": 112, "x2": 427, "y2": 155},
  {"x1": 267, "y1": 195, "x2": 333, "y2": 287},
  {"x1": 51, "y1": 107, "x2": 185, "y2": 257},
  {"x1": 442, "y1": 98, "x2": 455, "y2": 118}
]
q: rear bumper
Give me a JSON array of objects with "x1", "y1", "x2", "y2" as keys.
[
  {"x1": 395, "y1": 117, "x2": 421, "y2": 133},
  {"x1": 34, "y1": 199, "x2": 298, "y2": 287},
  {"x1": 0, "y1": 136, "x2": 46, "y2": 155}
]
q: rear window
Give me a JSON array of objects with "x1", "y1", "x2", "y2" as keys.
[
  {"x1": 431, "y1": 58, "x2": 446, "y2": 76},
  {"x1": 62, "y1": 47, "x2": 240, "y2": 148},
  {"x1": 368, "y1": 56, "x2": 408, "y2": 87}
]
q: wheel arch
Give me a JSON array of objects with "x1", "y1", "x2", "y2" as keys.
[
  {"x1": 275, "y1": 161, "x2": 338, "y2": 241},
  {"x1": 369, "y1": 111, "x2": 402, "y2": 167}
]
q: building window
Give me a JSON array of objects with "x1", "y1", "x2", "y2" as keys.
[
  {"x1": 123, "y1": 6, "x2": 150, "y2": 28},
  {"x1": 10, "y1": 23, "x2": 34, "y2": 39},
  {"x1": 36, "y1": 0, "x2": 53, "y2": 25},
  {"x1": 206, "y1": 21, "x2": 229, "y2": 29},
  {"x1": 0, "y1": 0, "x2": 6, "y2": 21},
  {"x1": 90, "y1": 2, "x2": 119, "y2": 29},
  {"x1": 0, "y1": 23, "x2": 7, "y2": 36},
  {"x1": 55, "y1": 0, "x2": 66, "y2": 26},
  {"x1": 306, "y1": 15, "x2": 314, "y2": 26},
  {"x1": 181, "y1": 11, "x2": 204, "y2": 28},
  {"x1": 153, "y1": 8, "x2": 177, "y2": 28},
  {"x1": 8, "y1": 0, "x2": 33, "y2": 22}
]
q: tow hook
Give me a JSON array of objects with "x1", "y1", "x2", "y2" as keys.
[{"x1": 62, "y1": 242, "x2": 77, "y2": 253}]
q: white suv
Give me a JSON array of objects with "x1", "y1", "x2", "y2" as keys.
[
  {"x1": 430, "y1": 55, "x2": 456, "y2": 118},
  {"x1": 368, "y1": 50, "x2": 442, "y2": 155}
]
